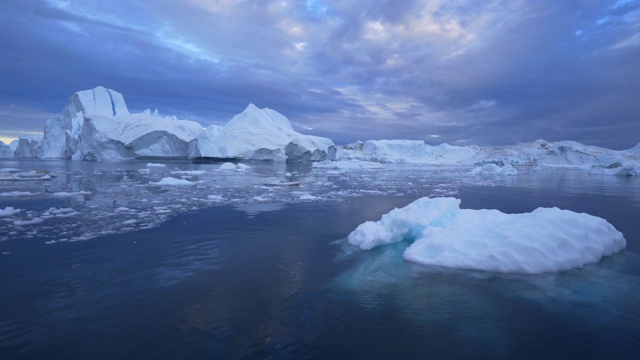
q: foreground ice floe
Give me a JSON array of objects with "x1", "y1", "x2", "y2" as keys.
[{"x1": 348, "y1": 197, "x2": 626, "y2": 274}]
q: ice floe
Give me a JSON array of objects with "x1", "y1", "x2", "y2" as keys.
[{"x1": 348, "y1": 197, "x2": 626, "y2": 274}]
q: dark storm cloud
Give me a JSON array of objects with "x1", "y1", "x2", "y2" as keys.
[{"x1": 0, "y1": 0, "x2": 639, "y2": 148}]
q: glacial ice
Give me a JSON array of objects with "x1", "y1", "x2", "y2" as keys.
[{"x1": 348, "y1": 197, "x2": 626, "y2": 274}]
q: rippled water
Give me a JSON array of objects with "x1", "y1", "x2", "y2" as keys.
[{"x1": 1, "y1": 160, "x2": 639, "y2": 359}]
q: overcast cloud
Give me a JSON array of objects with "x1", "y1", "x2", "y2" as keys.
[{"x1": 1, "y1": 0, "x2": 639, "y2": 148}]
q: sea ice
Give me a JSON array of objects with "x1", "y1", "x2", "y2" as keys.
[{"x1": 348, "y1": 197, "x2": 626, "y2": 274}]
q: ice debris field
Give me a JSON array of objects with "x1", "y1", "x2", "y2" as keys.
[
  {"x1": 348, "y1": 197, "x2": 626, "y2": 274},
  {"x1": 0, "y1": 161, "x2": 476, "y2": 245}
]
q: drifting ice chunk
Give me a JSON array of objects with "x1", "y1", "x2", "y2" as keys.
[
  {"x1": 471, "y1": 163, "x2": 518, "y2": 175},
  {"x1": 151, "y1": 177, "x2": 199, "y2": 186},
  {"x1": 348, "y1": 197, "x2": 626, "y2": 274},
  {"x1": 0, "y1": 207, "x2": 21, "y2": 217},
  {"x1": 219, "y1": 162, "x2": 251, "y2": 171}
]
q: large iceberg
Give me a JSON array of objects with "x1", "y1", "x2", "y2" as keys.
[
  {"x1": 13, "y1": 86, "x2": 206, "y2": 160},
  {"x1": 212, "y1": 104, "x2": 336, "y2": 162},
  {"x1": 347, "y1": 197, "x2": 626, "y2": 274}
]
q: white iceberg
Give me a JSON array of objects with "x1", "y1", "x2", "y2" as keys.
[
  {"x1": 348, "y1": 197, "x2": 625, "y2": 274},
  {"x1": 0, "y1": 207, "x2": 21, "y2": 217},
  {"x1": 212, "y1": 104, "x2": 336, "y2": 162},
  {"x1": 334, "y1": 139, "x2": 640, "y2": 175},
  {"x1": 150, "y1": 177, "x2": 199, "y2": 186},
  {"x1": 14, "y1": 86, "x2": 209, "y2": 160},
  {"x1": 337, "y1": 140, "x2": 477, "y2": 164},
  {"x1": 471, "y1": 163, "x2": 518, "y2": 175},
  {"x1": 13, "y1": 135, "x2": 42, "y2": 158},
  {"x1": 218, "y1": 162, "x2": 251, "y2": 171},
  {"x1": 0, "y1": 139, "x2": 19, "y2": 158}
]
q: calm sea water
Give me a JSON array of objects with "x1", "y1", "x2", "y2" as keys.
[{"x1": 1, "y1": 160, "x2": 639, "y2": 359}]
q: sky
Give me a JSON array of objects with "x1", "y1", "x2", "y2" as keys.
[{"x1": 1, "y1": 0, "x2": 639, "y2": 149}]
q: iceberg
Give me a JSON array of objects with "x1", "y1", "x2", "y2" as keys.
[
  {"x1": 14, "y1": 86, "x2": 208, "y2": 160},
  {"x1": 337, "y1": 140, "x2": 477, "y2": 164},
  {"x1": 334, "y1": 139, "x2": 640, "y2": 175},
  {"x1": 471, "y1": 163, "x2": 518, "y2": 175},
  {"x1": 348, "y1": 197, "x2": 626, "y2": 274},
  {"x1": 0, "y1": 140, "x2": 18, "y2": 158},
  {"x1": 212, "y1": 104, "x2": 336, "y2": 162}
]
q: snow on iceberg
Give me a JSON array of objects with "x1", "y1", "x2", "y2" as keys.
[
  {"x1": 218, "y1": 162, "x2": 251, "y2": 171},
  {"x1": 348, "y1": 197, "x2": 625, "y2": 274},
  {"x1": 212, "y1": 104, "x2": 336, "y2": 162}
]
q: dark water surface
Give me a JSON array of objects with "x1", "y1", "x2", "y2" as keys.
[{"x1": 1, "y1": 163, "x2": 639, "y2": 359}]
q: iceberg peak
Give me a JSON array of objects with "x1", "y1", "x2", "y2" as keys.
[{"x1": 67, "y1": 86, "x2": 129, "y2": 118}]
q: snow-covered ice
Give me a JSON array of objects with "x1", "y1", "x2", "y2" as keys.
[{"x1": 348, "y1": 197, "x2": 626, "y2": 274}]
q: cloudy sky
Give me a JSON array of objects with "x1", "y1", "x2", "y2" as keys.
[{"x1": 1, "y1": 0, "x2": 639, "y2": 148}]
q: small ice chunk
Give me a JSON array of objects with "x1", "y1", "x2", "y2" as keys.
[
  {"x1": 51, "y1": 191, "x2": 91, "y2": 197},
  {"x1": 150, "y1": 177, "x2": 199, "y2": 186},
  {"x1": 0, "y1": 207, "x2": 21, "y2": 217},
  {"x1": 0, "y1": 191, "x2": 37, "y2": 197},
  {"x1": 299, "y1": 193, "x2": 319, "y2": 201},
  {"x1": 471, "y1": 163, "x2": 518, "y2": 175},
  {"x1": 146, "y1": 163, "x2": 166, "y2": 168},
  {"x1": 219, "y1": 162, "x2": 251, "y2": 171}
]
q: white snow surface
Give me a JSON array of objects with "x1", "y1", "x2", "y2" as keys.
[{"x1": 348, "y1": 197, "x2": 626, "y2": 274}]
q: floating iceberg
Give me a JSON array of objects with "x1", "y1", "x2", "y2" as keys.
[
  {"x1": 471, "y1": 163, "x2": 518, "y2": 175},
  {"x1": 13, "y1": 86, "x2": 208, "y2": 160},
  {"x1": 212, "y1": 104, "x2": 336, "y2": 162},
  {"x1": 348, "y1": 197, "x2": 626, "y2": 274},
  {"x1": 0, "y1": 139, "x2": 19, "y2": 158},
  {"x1": 335, "y1": 139, "x2": 640, "y2": 175},
  {"x1": 337, "y1": 140, "x2": 477, "y2": 164}
]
